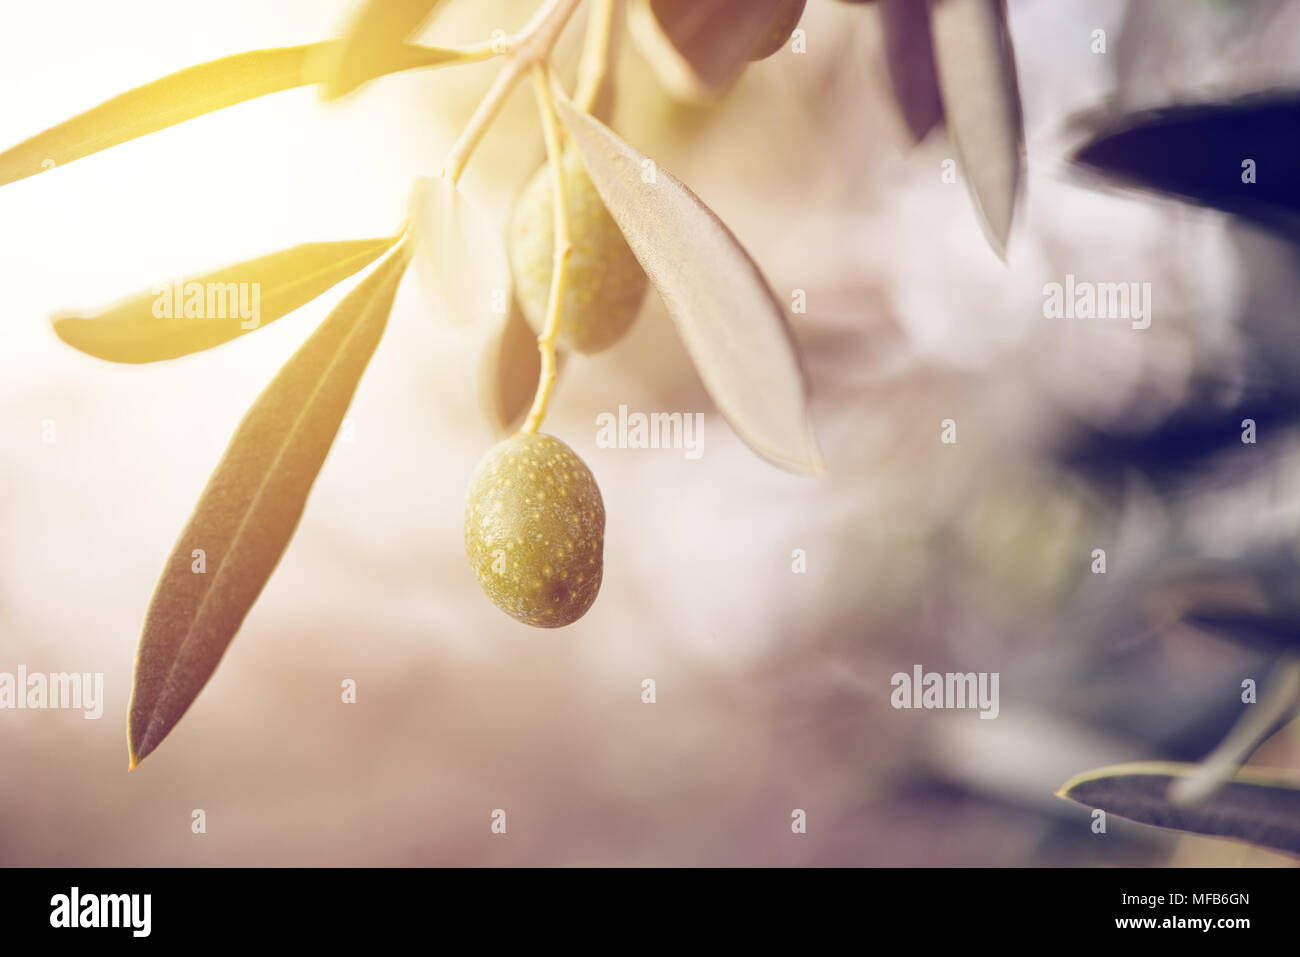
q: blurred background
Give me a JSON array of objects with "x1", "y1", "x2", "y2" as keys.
[{"x1": 2, "y1": 0, "x2": 1299, "y2": 865}]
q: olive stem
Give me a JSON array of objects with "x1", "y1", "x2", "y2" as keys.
[
  {"x1": 521, "y1": 63, "x2": 572, "y2": 435},
  {"x1": 573, "y1": 0, "x2": 617, "y2": 114},
  {"x1": 440, "y1": 37, "x2": 507, "y2": 66},
  {"x1": 441, "y1": 0, "x2": 583, "y2": 183},
  {"x1": 441, "y1": 60, "x2": 524, "y2": 183}
]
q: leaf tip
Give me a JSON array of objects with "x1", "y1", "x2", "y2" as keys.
[
  {"x1": 805, "y1": 439, "x2": 827, "y2": 478},
  {"x1": 786, "y1": 419, "x2": 826, "y2": 477},
  {"x1": 1055, "y1": 767, "x2": 1096, "y2": 802},
  {"x1": 987, "y1": 228, "x2": 1010, "y2": 264},
  {"x1": 49, "y1": 314, "x2": 104, "y2": 361}
]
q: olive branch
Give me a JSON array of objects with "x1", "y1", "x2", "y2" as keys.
[{"x1": 1, "y1": 0, "x2": 825, "y2": 766}]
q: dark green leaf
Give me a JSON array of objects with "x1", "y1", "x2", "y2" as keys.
[
  {"x1": 127, "y1": 238, "x2": 413, "y2": 768},
  {"x1": 1058, "y1": 761, "x2": 1300, "y2": 857},
  {"x1": 1073, "y1": 93, "x2": 1300, "y2": 242},
  {"x1": 0, "y1": 42, "x2": 460, "y2": 189},
  {"x1": 54, "y1": 236, "x2": 401, "y2": 363}
]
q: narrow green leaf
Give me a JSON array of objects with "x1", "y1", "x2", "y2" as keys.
[
  {"x1": 1057, "y1": 761, "x2": 1300, "y2": 857},
  {"x1": 0, "y1": 42, "x2": 459, "y2": 189},
  {"x1": 53, "y1": 236, "x2": 401, "y2": 363},
  {"x1": 928, "y1": 0, "x2": 1024, "y2": 259},
  {"x1": 324, "y1": 0, "x2": 448, "y2": 100},
  {"x1": 552, "y1": 84, "x2": 823, "y2": 476},
  {"x1": 127, "y1": 239, "x2": 413, "y2": 768},
  {"x1": 1072, "y1": 94, "x2": 1300, "y2": 242}
]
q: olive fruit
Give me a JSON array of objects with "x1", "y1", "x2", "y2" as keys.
[
  {"x1": 464, "y1": 432, "x2": 605, "y2": 628},
  {"x1": 507, "y1": 149, "x2": 647, "y2": 355},
  {"x1": 749, "y1": 0, "x2": 807, "y2": 61}
]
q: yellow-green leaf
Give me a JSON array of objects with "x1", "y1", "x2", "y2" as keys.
[
  {"x1": 0, "y1": 42, "x2": 459, "y2": 189},
  {"x1": 1058, "y1": 761, "x2": 1300, "y2": 858},
  {"x1": 323, "y1": 0, "x2": 449, "y2": 100},
  {"x1": 127, "y1": 239, "x2": 413, "y2": 768},
  {"x1": 54, "y1": 236, "x2": 401, "y2": 363}
]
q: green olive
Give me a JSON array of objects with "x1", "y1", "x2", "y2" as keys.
[
  {"x1": 507, "y1": 150, "x2": 647, "y2": 355},
  {"x1": 464, "y1": 432, "x2": 605, "y2": 628}
]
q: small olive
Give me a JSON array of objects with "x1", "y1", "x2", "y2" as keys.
[
  {"x1": 507, "y1": 150, "x2": 647, "y2": 355},
  {"x1": 464, "y1": 432, "x2": 605, "y2": 628}
]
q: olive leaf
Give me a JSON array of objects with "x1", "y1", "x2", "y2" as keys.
[
  {"x1": 322, "y1": 0, "x2": 449, "y2": 100},
  {"x1": 1057, "y1": 761, "x2": 1300, "y2": 857},
  {"x1": 1072, "y1": 93, "x2": 1300, "y2": 242},
  {"x1": 409, "y1": 175, "x2": 511, "y2": 328},
  {"x1": 127, "y1": 238, "x2": 413, "y2": 768},
  {"x1": 0, "y1": 42, "x2": 460, "y2": 189},
  {"x1": 53, "y1": 236, "x2": 401, "y2": 363},
  {"x1": 879, "y1": 0, "x2": 942, "y2": 143},
  {"x1": 928, "y1": 0, "x2": 1023, "y2": 259},
  {"x1": 552, "y1": 85, "x2": 823, "y2": 476}
]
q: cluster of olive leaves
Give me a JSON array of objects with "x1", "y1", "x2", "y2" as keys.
[{"x1": 0, "y1": 0, "x2": 845, "y2": 769}]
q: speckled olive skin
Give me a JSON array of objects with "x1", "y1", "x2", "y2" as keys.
[
  {"x1": 464, "y1": 432, "x2": 605, "y2": 628},
  {"x1": 749, "y1": 0, "x2": 807, "y2": 60},
  {"x1": 507, "y1": 150, "x2": 647, "y2": 355}
]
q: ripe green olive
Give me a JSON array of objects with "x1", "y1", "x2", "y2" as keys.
[
  {"x1": 464, "y1": 432, "x2": 605, "y2": 628},
  {"x1": 507, "y1": 150, "x2": 647, "y2": 355}
]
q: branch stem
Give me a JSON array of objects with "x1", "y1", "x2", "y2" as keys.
[
  {"x1": 574, "y1": 0, "x2": 616, "y2": 114},
  {"x1": 440, "y1": 0, "x2": 583, "y2": 183},
  {"x1": 521, "y1": 64, "x2": 571, "y2": 435}
]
